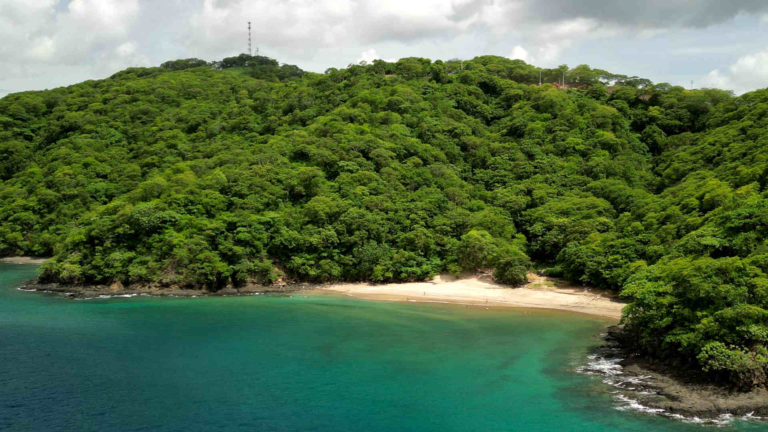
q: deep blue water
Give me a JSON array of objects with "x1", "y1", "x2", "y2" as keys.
[{"x1": 0, "y1": 263, "x2": 763, "y2": 431}]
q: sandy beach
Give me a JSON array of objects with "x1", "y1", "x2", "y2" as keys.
[
  {"x1": 0, "y1": 256, "x2": 50, "y2": 265},
  {"x1": 319, "y1": 273, "x2": 626, "y2": 320}
]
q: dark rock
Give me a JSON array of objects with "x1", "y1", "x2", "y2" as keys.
[{"x1": 585, "y1": 329, "x2": 768, "y2": 421}]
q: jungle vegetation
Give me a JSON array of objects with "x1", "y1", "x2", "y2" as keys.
[{"x1": 1, "y1": 54, "x2": 766, "y2": 390}]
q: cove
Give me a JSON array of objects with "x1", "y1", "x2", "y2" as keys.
[{"x1": 0, "y1": 263, "x2": 762, "y2": 431}]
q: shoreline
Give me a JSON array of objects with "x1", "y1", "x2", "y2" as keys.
[
  {"x1": 19, "y1": 280, "x2": 309, "y2": 299},
  {"x1": 19, "y1": 273, "x2": 624, "y2": 318},
  {"x1": 316, "y1": 273, "x2": 625, "y2": 320},
  {"x1": 1, "y1": 256, "x2": 50, "y2": 265},
  {"x1": 19, "y1": 271, "x2": 624, "y2": 319},
  {"x1": 580, "y1": 327, "x2": 768, "y2": 422}
]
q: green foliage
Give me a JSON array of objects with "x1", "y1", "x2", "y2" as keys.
[
  {"x1": 622, "y1": 258, "x2": 768, "y2": 389},
  {"x1": 160, "y1": 58, "x2": 209, "y2": 71},
  {"x1": 1, "y1": 54, "x2": 767, "y2": 388},
  {"x1": 493, "y1": 246, "x2": 531, "y2": 286}
]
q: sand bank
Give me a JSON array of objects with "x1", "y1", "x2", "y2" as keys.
[{"x1": 319, "y1": 273, "x2": 625, "y2": 320}]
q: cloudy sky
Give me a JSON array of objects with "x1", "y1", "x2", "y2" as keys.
[{"x1": 2, "y1": 0, "x2": 768, "y2": 97}]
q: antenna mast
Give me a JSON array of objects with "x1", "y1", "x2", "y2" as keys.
[{"x1": 248, "y1": 21, "x2": 252, "y2": 56}]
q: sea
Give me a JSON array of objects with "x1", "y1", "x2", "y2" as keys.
[{"x1": 0, "y1": 263, "x2": 763, "y2": 431}]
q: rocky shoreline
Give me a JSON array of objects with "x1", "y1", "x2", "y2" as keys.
[
  {"x1": 579, "y1": 326, "x2": 768, "y2": 423},
  {"x1": 18, "y1": 280, "x2": 311, "y2": 299}
]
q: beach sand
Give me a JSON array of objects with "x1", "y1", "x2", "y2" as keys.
[
  {"x1": 319, "y1": 273, "x2": 625, "y2": 320},
  {"x1": 0, "y1": 256, "x2": 50, "y2": 265}
]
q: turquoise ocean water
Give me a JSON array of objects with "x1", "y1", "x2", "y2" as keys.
[{"x1": 0, "y1": 263, "x2": 763, "y2": 431}]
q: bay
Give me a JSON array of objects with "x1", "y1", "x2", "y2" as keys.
[{"x1": 0, "y1": 263, "x2": 761, "y2": 431}]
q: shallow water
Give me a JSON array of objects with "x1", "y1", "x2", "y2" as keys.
[{"x1": 0, "y1": 263, "x2": 763, "y2": 431}]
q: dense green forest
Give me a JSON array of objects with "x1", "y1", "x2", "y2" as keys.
[{"x1": 1, "y1": 54, "x2": 766, "y2": 390}]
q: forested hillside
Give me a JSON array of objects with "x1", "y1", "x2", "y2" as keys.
[{"x1": 1, "y1": 54, "x2": 766, "y2": 389}]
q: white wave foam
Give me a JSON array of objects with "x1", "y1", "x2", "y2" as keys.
[
  {"x1": 77, "y1": 293, "x2": 146, "y2": 300},
  {"x1": 614, "y1": 393, "x2": 665, "y2": 415},
  {"x1": 577, "y1": 353, "x2": 622, "y2": 376},
  {"x1": 578, "y1": 351, "x2": 765, "y2": 426},
  {"x1": 741, "y1": 412, "x2": 764, "y2": 421},
  {"x1": 613, "y1": 392, "x2": 742, "y2": 426}
]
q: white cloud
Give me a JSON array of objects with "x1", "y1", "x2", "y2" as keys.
[
  {"x1": 0, "y1": 0, "x2": 56, "y2": 59},
  {"x1": 2, "y1": 1, "x2": 768, "y2": 96},
  {"x1": 357, "y1": 48, "x2": 395, "y2": 64},
  {"x1": 700, "y1": 49, "x2": 768, "y2": 94},
  {"x1": 637, "y1": 28, "x2": 668, "y2": 39},
  {"x1": 182, "y1": 0, "x2": 617, "y2": 69},
  {"x1": 185, "y1": 0, "x2": 492, "y2": 61},
  {"x1": 116, "y1": 42, "x2": 137, "y2": 58},
  {"x1": 28, "y1": 36, "x2": 56, "y2": 61},
  {"x1": 0, "y1": 0, "x2": 140, "y2": 66},
  {"x1": 187, "y1": 0, "x2": 352, "y2": 58},
  {"x1": 67, "y1": 0, "x2": 139, "y2": 35},
  {"x1": 508, "y1": 45, "x2": 530, "y2": 62},
  {"x1": 104, "y1": 41, "x2": 150, "y2": 71},
  {"x1": 506, "y1": 18, "x2": 615, "y2": 66},
  {"x1": 0, "y1": 0, "x2": 142, "y2": 93},
  {"x1": 52, "y1": 0, "x2": 140, "y2": 63},
  {"x1": 518, "y1": 0, "x2": 768, "y2": 29}
]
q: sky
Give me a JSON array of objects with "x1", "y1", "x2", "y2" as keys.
[{"x1": 1, "y1": 0, "x2": 768, "y2": 97}]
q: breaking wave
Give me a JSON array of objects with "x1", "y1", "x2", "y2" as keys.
[{"x1": 577, "y1": 341, "x2": 764, "y2": 427}]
